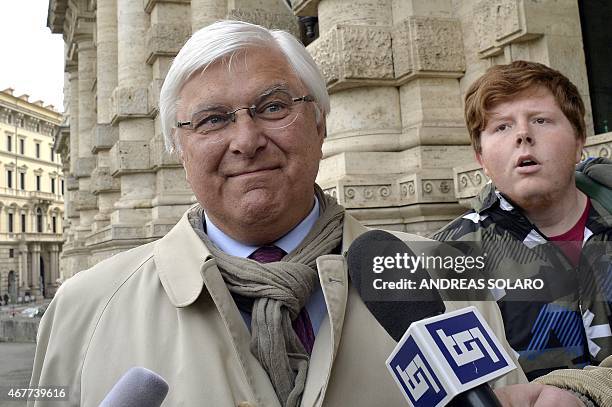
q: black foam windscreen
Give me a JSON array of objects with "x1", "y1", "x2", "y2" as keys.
[
  {"x1": 346, "y1": 230, "x2": 445, "y2": 341},
  {"x1": 99, "y1": 366, "x2": 169, "y2": 407}
]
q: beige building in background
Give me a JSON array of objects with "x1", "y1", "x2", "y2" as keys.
[
  {"x1": 0, "y1": 88, "x2": 64, "y2": 302},
  {"x1": 47, "y1": 0, "x2": 612, "y2": 281}
]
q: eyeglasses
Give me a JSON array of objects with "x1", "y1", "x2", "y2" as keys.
[{"x1": 176, "y1": 90, "x2": 315, "y2": 135}]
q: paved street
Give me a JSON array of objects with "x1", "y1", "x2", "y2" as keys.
[{"x1": 0, "y1": 342, "x2": 35, "y2": 407}]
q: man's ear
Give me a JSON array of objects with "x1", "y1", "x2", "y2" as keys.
[
  {"x1": 316, "y1": 117, "x2": 326, "y2": 147},
  {"x1": 475, "y1": 150, "x2": 490, "y2": 177},
  {"x1": 575, "y1": 137, "x2": 585, "y2": 163}
]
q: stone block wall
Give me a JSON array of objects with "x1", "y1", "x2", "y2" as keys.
[{"x1": 47, "y1": 0, "x2": 610, "y2": 280}]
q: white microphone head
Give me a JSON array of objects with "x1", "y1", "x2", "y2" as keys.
[
  {"x1": 386, "y1": 306, "x2": 516, "y2": 407},
  {"x1": 99, "y1": 367, "x2": 169, "y2": 407}
]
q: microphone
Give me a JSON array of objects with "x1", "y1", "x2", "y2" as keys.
[
  {"x1": 346, "y1": 230, "x2": 445, "y2": 341},
  {"x1": 99, "y1": 367, "x2": 169, "y2": 407},
  {"x1": 346, "y1": 231, "x2": 513, "y2": 406},
  {"x1": 386, "y1": 306, "x2": 515, "y2": 407}
]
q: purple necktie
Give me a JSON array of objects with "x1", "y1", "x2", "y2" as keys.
[{"x1": 249, "y1": 246, "x2": 316, "y2": 354}]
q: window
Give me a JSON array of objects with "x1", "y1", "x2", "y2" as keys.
[
  {"x1": 8, "y1": 213, "x2": 14, "y2": 233},
  {"x1": 52, "y1": 215, "x2": 57, "y2": 233},
  {"x1": 7, "y1": 115, "x2": 12, "y2": 125},
  {"x1": 6, "y1": 135, "x2": 12, "y2": 152},
  {"x1": 36, "y1": 208, "x2": 42, "y2": 233},
  {"x1": 50, "y1": 178, "x2": 55, "y2": 194},
  {"x1": 19, "y1": 139, "x2": 24, "y2": 155},
  {"x1": 21, "y1": 214, "x2": 25, "y2": 233},
  {"x1": 19, "y1": 172, "x2": 25, "y2": 190},
  {"x1": 35, "y1": 143, "x2": 40, "y2": 158},
  {"x1": 7, "y1": 170, "x2": 13, "y2": 188},
  {"x1": 61, "y1": 179, "x2": 64, "y2": 195},
  {"x1": 36, "y1": 123, "x2": 40, "y2": 132},
  {"x1": 50, "y1": 148, "x2": 54, "y2": 162},
  {"x1": 36, "y1": 175, "x2": 41, "y2": 191},
  {"x1": 9, "y1": 248, "x2": 14, "y2": 258}
]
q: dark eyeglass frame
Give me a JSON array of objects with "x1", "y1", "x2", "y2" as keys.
[{"x1": 175, "y1": 95, "x2": 315, "y2": 133}]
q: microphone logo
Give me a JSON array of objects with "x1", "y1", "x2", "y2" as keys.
[
  {"x1": 395, "y1": 354, "x2": 441, "y2": 400},
  {"x1": 436, "y1": 327, "x2": 500, "y2": 366},
  {"x1": 426, "y1": 312, "x2": 509, "y2": 385},
  {"x1": 389, "y1": 336, "x2": 448, "y2": 406},
  {"x1": 386, "y1": 307, "x2": 516, "y2": 407}
]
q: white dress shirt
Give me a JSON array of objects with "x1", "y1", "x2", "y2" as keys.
[{"x1": 204, "y1": 198, "x2": 326, "y2": 334}]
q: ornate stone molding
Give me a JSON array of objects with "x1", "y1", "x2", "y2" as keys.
[
  {"x1": 343, "y1": 183, "x2": 394, "y2": 208},
  {"x1": 309, "y1": 25, "x2": 394, "y2": 91},
  {"x1": 473, "y1": 0, "x2": 543, "y2": 58},
  {"x1": 319, "y1": 170, "x2": 455, "y2": 209},
  {"x1": 398, "y1": 170, "x2": 457, "y2": 205},
  {"x1": 453, "y1": 163, "x2": 488, "y2": 201},
  {"x1": 393, "y1": 16, "x2": 465, "y2": 83},
  {"x1": 582, "y1": 132, "x2": 612, "y2": 160}
]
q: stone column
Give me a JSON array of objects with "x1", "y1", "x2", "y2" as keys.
[
  {"x1": 48, "y1": 244, "x2": 60, "y2": 296},
  {"x1": 30, "y1": 244, "x2": 41, "y2": 299},
  {"x1": 18, "y1": 243, "x2": 29, "y2": 292},
  {"x1": 146, "y1": 1, "x2": 194, "y2": 239},
  {"x1": 90, "y1": 0, "x2": 120, "y2": 244},
  {"x1": 301, "y1": 0, "x2": 471, "y2": 235},
  {"x1": 75, "y1": 39, "x2": 98, "y2": 240},
  {"x1": 60, "y1": 65, "x2": 84, "y2": 279},
  {"x1": 109, "y1": 0, "x2": 156, "y2": 247}
]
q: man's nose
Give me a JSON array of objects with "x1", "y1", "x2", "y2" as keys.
[
  {"x1": 515, "y1": 124, "x2": 534, "y2": 147},
  {"x1": 228, "y1": 111, "x2": 267, "y2": 157}
]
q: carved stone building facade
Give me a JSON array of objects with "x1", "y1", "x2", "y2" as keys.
[
  {"x1": 0, "y1": 89, "x2": 64, "y2": 302},
  {"x1": 48, "y1": 0, "x2": 612, "y2": 281}
]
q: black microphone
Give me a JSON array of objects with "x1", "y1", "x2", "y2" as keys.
[
  {"x1": 99, "y1": 367, "x2": 169, "y2": 407},
  {"x1": 347, "y1": 230, "x2": 507, "y2": 406},
  {"x1": 346, "y1": 230, "x2": 445, "y2": 341}
]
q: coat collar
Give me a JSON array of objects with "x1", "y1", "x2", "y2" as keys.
[
  {"x1": 154, "y1": 208, "x2": 371, "y2": 308},
  {"x1": 154, "y1": 208, "x2": 212, "y2": 307}
]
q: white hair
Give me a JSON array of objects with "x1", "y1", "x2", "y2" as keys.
[{"x1": 159, "y1": 20, "x2": 330, "y2": 153}]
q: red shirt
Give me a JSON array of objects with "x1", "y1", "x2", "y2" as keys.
[{"x1": 548, "y1": 198, "x2": 591, "y2": 267}]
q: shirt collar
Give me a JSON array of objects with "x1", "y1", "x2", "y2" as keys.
[{"x1": 204, "y1": 197, "x2": 320, "y2": 258}]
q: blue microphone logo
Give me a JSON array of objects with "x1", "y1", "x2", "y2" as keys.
[
  {"x1": 389, "y1": 336, "x2": 447, "y2": 406},
  {"x1": 425, "y1": 312, "x2": 509, "y2": 384}
]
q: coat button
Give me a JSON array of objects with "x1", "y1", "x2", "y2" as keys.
[{"x1": 237, "y1": 402, "x2": 254, "y2": 407}]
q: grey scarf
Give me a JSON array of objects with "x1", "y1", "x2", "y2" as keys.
[{"x1": 187, "y1": 185, "x2": 344, "y2": 406}]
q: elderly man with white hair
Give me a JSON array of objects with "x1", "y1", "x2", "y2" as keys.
[{"x1": 29, "y1": 21, "x2": 604, "y2": 407}]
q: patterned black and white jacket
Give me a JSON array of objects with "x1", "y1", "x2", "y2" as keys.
[{"x1": 433, "y1": 158, "x2": 612, "y2": 381}]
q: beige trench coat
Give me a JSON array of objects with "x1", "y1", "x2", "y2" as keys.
[{"x1": 29, "y1": 212, "x2": 526, "y2": 406}]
